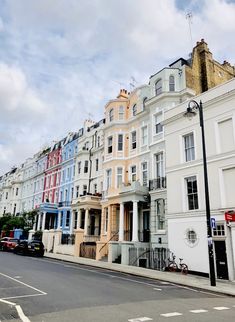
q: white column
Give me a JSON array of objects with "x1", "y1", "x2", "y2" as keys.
[
  {"x1": 77, "y1": 209, "x2": 81, "y2": 229},
  {"x1": 57, "y1": 211, "x2": 61, "y2": 229},
  {"x1": 119, "y1": 203, "x2": 124, "y2": 241},
  {"x1": 37, "y1": 213, "x2": 41, "y2": 231},
  {"x1": 70, "y1": 210, "x2": 74, "y2": 234},
  {"x1": 132, "y1": 201, "x2": 139, "y2": 242},
  {"x1": 84, "y1": 208, "x2": 89, "y2": 235},
  {"x1": 42, "y1": 211, "x2": 46, "y2": 231}
]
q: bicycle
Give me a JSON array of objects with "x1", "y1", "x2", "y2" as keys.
[{"x1": 167, "y1": 254, "x2": 188, "y2": 275}]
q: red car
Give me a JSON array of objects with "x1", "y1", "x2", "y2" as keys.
[{"x1": 0, "y1": 238, "x2": 19, "y2": 251}]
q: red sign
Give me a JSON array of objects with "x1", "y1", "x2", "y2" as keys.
[{"x1": 225, "y1": 211, "x2": 235, "y2": 222}]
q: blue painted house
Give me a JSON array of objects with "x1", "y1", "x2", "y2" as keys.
[{"x1": 58, "y1": 132, "x2": 79, "y2": 233}]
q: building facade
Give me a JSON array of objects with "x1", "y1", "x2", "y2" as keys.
[{"x1": 164, "y1": 78, "x2": 235, "y2": 280}]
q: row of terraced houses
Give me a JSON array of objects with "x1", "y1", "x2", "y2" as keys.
[{"x1": 1, "y1": 40, "x2": 235, "y2": 281}]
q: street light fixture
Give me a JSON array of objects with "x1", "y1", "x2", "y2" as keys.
[{"x1": 184, "y1": 100, "x2": 216, "y2": 287}]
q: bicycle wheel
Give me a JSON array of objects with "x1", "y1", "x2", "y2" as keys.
[
  {"x1": 168, "y1": 262, "x2": 178, "y2": 272},
  {"x1": 181, "y1": 263, "x2": 188, "y2": 275}
]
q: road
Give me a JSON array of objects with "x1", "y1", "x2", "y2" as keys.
[{"x1": 0, "y1": 252, "x2": 234, "y2": 322}]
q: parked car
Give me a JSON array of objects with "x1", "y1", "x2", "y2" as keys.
[
  {"x1": 13, "y1": 240, "x2": 45, "y2": 257},
  {"x1": 0, "y1": 237, "x2": 19, "y2": 251}
]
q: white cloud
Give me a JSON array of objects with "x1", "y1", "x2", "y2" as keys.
[{"x1": 0, "y1": 0, "x2": 235, "y2": 175}]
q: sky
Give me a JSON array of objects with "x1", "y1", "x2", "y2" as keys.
[{"x1": 0, "y1": 0, "x2": 235, "y2": 175}]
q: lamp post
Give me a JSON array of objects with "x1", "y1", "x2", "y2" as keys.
[{"x1": 184, "y1": 100, "x2": 216, "y2": 287}]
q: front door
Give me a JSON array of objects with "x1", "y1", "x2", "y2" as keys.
[
  {"x1": 214, "y1": 240, "x2": 229, "y2": 280},
  {"x1": 90, "y1": 214, "x2": 95, "y2": 235},
  {"x1": 143, "y1": 211, "x2": 150, "y2": 242}
]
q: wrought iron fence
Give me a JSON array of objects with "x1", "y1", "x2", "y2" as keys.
[
  {"x1": 149, "y1": 177, "x2": 166, "y2": 190},
  {"x1": 61, "y1": 233, "x2": 75, "y2": 245},
  {"x1": 129, "y1": 247, "x2": 170, "y2": 270}
]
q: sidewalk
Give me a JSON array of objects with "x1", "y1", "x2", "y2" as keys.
[{"x1": 45, "y1": 252, "x2": 235, "y2": 297}]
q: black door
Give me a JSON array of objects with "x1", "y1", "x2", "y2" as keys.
[
  {"x1": 214, "y1": 240, "x2": 229, "y2": 280},
  {"x1": 143, "y1": 211, "x2": 150, "y2": 242},
  {"x1": 90, "y1": 214, "x2": 95, "y2": 235}
]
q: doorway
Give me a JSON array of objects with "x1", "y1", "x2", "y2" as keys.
[{"x1": 214, "y1": 240, "x2": 229, "y2": 280}]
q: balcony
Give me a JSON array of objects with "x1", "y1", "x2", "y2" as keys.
[
  {"x1": 149, "y1": 177, "x2": 166, "y2": 191},
  {"x1": 58, "y1": 201, "x2": 71, "y2": 208},
  {"x1": 120, "y1": 181, "x2": 148, "y2": 194}
]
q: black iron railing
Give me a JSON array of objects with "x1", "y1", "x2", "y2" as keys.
[
  {"x1": 149, "y1": 177, "x2": 166, "y2": 190},
  {"x1": 61, "y1": 233, "x2": 75, "y2": 245}
]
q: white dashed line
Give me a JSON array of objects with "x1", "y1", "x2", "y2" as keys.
[
  {"x1": 213, "y1": 306, "x2": 230, "y2": 310},
  {"x1": 190, "y1": 309, "x2": 208, "y2": 313},
  {"x1": 153, "y1": 288, "x2": 162, "y2": 291},
  {"x1": 128, "y1": 318, "x2": 153, "y2": 322},
  {"x1": 160, "y1": 312, "x2": 183, "y2": 317}
]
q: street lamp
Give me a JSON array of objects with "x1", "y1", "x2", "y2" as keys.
[{"x1": 184, "y1": 100, "x2": 216, "y2": 287}]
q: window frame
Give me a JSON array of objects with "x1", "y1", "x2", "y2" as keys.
[
  {"x1": 155, "y1": 79, "x2": 162, "y2": 96},
  {"x1": 116, "y1": 167, "x2": 123, "y2": 188},
  {"x1": 132, "y1": 104, "x2": 137, "y2": 116},
  {"x1": 107, "y1": 136, "x2": 113, "y2": 154},
  {"x1": 119, "y1": 106, "x2": 124, "y2": 120},
  {"x1": 130, "y1": 165, "x2": 137, "y2": 182},
  {"x1": 109, "y1": 108, "x2": 114, "y2": 122},
  {"x1": 131, "y1": 131, "x2": 137, "y2": 150},
  {"x1": 154, "y1": 112, "x2": 163, "y2": 135},
  {"x1": 141, "y1": 162, "x2": 148, "y2": 186},
  {"x1": 185, "y1": 175, "x2": 199, "y2": 210},
  {"x1": 184, "y1": 132, "x2": 195, "y2": 162},
  {"x1": 118, "y1": 134, "x2": 123, "y2": 151},
  {"x1": 169, "y1": 75, "x2": 175, "y2": 92},
  {"x1": 141, "y1": 125, "x2": 148, "y2": 146}
]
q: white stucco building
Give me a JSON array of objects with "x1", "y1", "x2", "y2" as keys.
[{"x1": 165, "y1": 78, "x2": 235, "y2": 280}]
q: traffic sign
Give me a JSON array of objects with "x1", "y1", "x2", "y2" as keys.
[{"x1": 211, "y1": 217, "x2": 216, "y2": 229}]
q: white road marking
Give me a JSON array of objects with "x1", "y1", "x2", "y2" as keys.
[
  {"x1": 161, "y1": 312, "x2": 183, "y2": 317},
  {"x1": 190, "y1": 309, "x2": 208, "y2": 313},
  {"x1": 160, "y1": 281, "x2": 171, "y2": 285},
  {"x1": 0, "y1": 298, "x2": 31, "y2": 322},
  {"x1": 0, "y1": 272, "x2": 47, "y2": 295},
  {"x1": 128, "y1": 318, "x2": 153, "y2": 322},
  {"x1": 15, "y1": 305, "x2": 31, "y2": 322},
  {"x1": 214, "y1": 306, "x2": 230, "y2": 310},
  {"x1": 0, "y1": 298, "x2": 16, "y2": 306},
  {"x1": 14, "y1": 276, "x2": 22, "y2": 279},
  {"x1": 2, "y1": 293, "x2": 46, "y2": 301},
  {"x1": 153, "y1": 288, "x2": 162, "y2": 291}
]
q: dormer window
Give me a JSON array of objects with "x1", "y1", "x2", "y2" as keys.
[
  {"x1": 169, "y1": 75, "x2": 175, "y2": 92},
  {"x1": 132, "y1": 104, "x2": 137, "y2": 116},
  {"x1": 109, "y1": 108, "x2": 114, "y2": 122},
  {"x1": 155, "y1": 79, "x2": 162, "y2": 96}
]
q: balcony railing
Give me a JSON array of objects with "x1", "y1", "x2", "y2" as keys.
[
  {"x1": 58, "y1": 201, "x2": 71, "y2": 207},
  {"x1": 149, "y1": 177, "x2": 166, "y2": 191}
]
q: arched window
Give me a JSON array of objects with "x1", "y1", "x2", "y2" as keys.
[
  {"x1": 132, "y1": 104, "x2": 137, "y2": 116},
  {"x1": 109, "y1": 108, "x2": 114, "y2": 122},
  {"x1": 119, "y1": 106, "x2": 124, "y2": 120},
  {"x1": 143, "y1": 97, "x2": 148, "y2": 110},
  {"x1": 155, "y1": 79, "x2": 162, "y2": 96},
  {"x1": 169, "y1": 75, "x2": 175, "y2": 92}
]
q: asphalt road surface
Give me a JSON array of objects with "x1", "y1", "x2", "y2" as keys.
[{"x1": 0, "y1": 251, "x2": 234, "y2": 322}]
